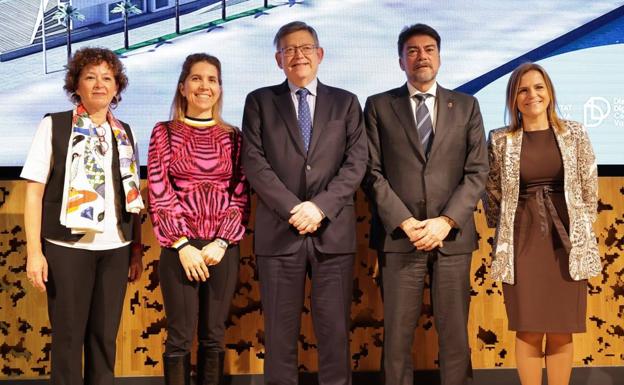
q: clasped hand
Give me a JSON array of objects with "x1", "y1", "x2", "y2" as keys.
[
  {"x1": 289, "y1": 201, "x2": 324, "y2": 235},
  {"x1": 400, "y1": 216, "x2": 452, "y2": 251},
  {"x1": 178, "y1": 241, "x2": 226, "y2": 282}
]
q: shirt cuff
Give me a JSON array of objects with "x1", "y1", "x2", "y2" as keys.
[
  {"x1": 441, "y1": 215, "x2": 456, "y2": 228},
  {"x1": 171, "y1": 236, "x2": 189, "y2": 249}
]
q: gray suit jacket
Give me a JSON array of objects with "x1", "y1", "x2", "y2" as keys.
[
  {"x1": 362, "y1": 83, "x2": 488, "y2": 255},
  {"x1": 242, "y1": 80, "x2": 367, "y2": 256}
]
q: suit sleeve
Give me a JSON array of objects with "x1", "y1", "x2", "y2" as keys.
[
  {"x1": 361, "y1": 96, "x2": 413, "y2": 232},
  {"x1": 440, "y1": 97, "x2": 489, "y2": 229},
  {"x1": 310, "y1": 93, "x2": 368, "y2": 220},
  {"x1": 241, "y1": 92, "x2": 301, "y2": 221},
  {"x1": 575, "y1": 123, "x2": 598, "y2": 222},
  {"x1": 484, "y1": 131, "x2": 502, "y2": 228}
]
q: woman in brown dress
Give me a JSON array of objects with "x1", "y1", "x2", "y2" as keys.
[{"x1": 485, "y1": 63, "x2": 601, "y2": 385}]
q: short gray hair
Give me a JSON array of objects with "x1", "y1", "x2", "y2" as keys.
[{"x1": 273, "y1": 21, "x2": 320, "y2": 50}]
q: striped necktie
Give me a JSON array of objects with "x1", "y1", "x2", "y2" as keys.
[{"x1": 414, "y1": 93, "x2": 434, "y2": 156}]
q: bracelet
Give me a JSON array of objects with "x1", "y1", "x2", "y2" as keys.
[
  {"x1": 174, "y1": 240, "x2": 190, "y2": 251},
  {"x1": 214, "y1": 238, "x2": 229, "y2": 250}
]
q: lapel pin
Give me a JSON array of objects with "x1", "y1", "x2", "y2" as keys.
[{"x1": 448, "y1": 101, "x2": 453, "y2": 108}]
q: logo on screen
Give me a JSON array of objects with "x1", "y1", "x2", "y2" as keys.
[{"x1": 583, "y1": 97, "x2": 610, "y2": 128}]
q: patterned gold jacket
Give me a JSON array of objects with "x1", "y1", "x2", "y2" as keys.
[{"x1": 484, "y1": 120, "x2": 601, "y2": 284}]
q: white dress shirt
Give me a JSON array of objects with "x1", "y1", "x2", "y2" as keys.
[
  {"x1": 407, "y1": 81, "x2": 438, "y2": 132},
  {"x1": 288, "y1": 78, "x2": 318, "y2": 124}
]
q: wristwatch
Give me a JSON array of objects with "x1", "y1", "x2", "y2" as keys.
[{"x1": 214, "y1": 238, "x2": 229, "y2": 250}]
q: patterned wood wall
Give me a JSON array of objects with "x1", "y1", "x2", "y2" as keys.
[{"x1": 1, "y1": 178, "x2": 623, "y2": 378}]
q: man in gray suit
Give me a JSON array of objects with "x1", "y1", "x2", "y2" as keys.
[
  {"x1": 362, "y1": 24, "x2": 488, "y2": 385},
  {"x1": 242, "y1": 21, "x2": 367, "y2": 385}
]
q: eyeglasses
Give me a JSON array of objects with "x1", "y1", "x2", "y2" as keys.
[
  {"x1": 93, "y1": 125, "x2": 109, "y2": 156},
  {"x1": 279, "y1": 44, "x2": 318, "y2": 57}
]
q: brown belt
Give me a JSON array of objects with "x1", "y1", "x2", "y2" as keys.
[{"x1": 519, "y1": 184, "x2": 571, "y2": 255}]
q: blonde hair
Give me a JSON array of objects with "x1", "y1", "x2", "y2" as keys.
[
  {"x1": 505, "y1": 62, "x2": 565, "y2": 133},
  {"x1": 171, "y1": 53, "x2": 233, "y2": 132}
]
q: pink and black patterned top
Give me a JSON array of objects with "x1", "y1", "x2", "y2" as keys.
[{"x1": 147, "y1": 118, "x2": 249, "y2": 247}]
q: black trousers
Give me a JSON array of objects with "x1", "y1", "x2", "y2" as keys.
[
  {"x1": 257, "y1": 238, "x2": 353, "y2": 385},
  {"x1": 380, "y1": 250, "x2": 473, "y2": 385},
  {"x1": 44, "y1": 241, "x2": 130, "y2": 385},
  {"x1": 159, "y1": 240, "x2": 240, "y2": 354}
]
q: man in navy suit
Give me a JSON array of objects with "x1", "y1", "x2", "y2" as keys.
[
  {"x1": 241, "y1": 21, "x2": 367, "y2": 385},
  {"x1": 362, "y1": 24, "x2": 488, "y2": 385}
]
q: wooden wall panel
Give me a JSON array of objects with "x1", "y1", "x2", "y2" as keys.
[{"x1": 1, "y1": 178, "x2": 622, "y2": 379}]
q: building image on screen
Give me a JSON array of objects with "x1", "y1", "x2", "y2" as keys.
[{"x1": 0, "y1": 0, "x2": 622, "y2": 167}]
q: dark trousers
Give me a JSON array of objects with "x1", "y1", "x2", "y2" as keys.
[
  {"x1": 44, "y1": 241, "x2": 130, "y2": 385},
  {"x1": 380, "y1": 251, "x2": 473, "y2": 385},
  {"x1": 257, "y1": 238, "x2": 353, "y2": 385},
  {"x1": 159, "y1": 240, "x2": 240, "y2": 354}
]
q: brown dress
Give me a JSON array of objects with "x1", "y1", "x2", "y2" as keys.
[{"x1": 502, "y1": 129, "x2": 587, "y2": 333}]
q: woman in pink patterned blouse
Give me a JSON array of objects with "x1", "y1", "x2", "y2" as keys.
[{"x1": 147, "y1": 53, "x2": 249, "y2": 385}]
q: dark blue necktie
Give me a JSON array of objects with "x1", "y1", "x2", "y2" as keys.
[
  {"x1": 296, "y1": 88, "x2": 312, "y2": 151},
  {"x1": 414, "y1": 93, "x2": 434, "y2": 156}
]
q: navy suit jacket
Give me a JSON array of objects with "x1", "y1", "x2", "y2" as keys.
[{"x1": 242, "y1": 80, "x2": 367, "y2": 256}]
